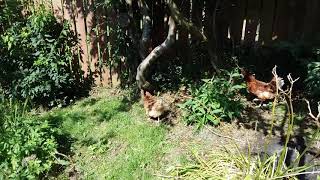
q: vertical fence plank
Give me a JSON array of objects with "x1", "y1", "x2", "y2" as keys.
[
  {"x1": 244, "y1": 0, "x2": 261, "y2": 44},
  {"x1": 191, "y1": 0, "x2": 204, "y2": 40},
  {"x1": 273, "y1": 0, "x2": 290, "y2": 41},
  {"x1": 259, "y1": 0, "x2": 276, "y2": 44},
  {"x1": 289, "y1": 0, "x2": 306, "y2": 41},
  {"x1": 91, "y1": 0, "x2": 106, "y2": 86},
  {"x1": 216, "y1": 1, "x2": 231, "y2": 50},
  {"x1": 152, "y1": 0, "x2": 165, "y2": 47},
  {"x1": 99, "y1": 7, "x2": 112, "y2": 86},
  {"x1": 177, "y1": 0, "x2": 191, "y2": 71},
  {"x1": 285, "y1": 0, "x2": 299, "y2": 41},
  {"x1": 313, "y1": 2, "x2": 320, "y2": 43},
  {"x1": 303, "y1": 0, "x2": 319, "y2": 42},
  {"x1": 229, "y1": 0, "x2": 246, "y2": 45},
  {"x1": 51, "y1": 0, "x2": 64, "y2": 22},
  {"x1": 191, "y1": 0, "x2": 204, "y2": 67}
]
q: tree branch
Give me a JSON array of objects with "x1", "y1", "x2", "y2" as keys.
[
  {"x1": 304, "y1": 99, "x2": 320, "y2": 127},
  {"x1": 136, "y1": 16, "x2": 176, "y2": 90}
]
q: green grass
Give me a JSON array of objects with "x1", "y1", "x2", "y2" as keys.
[{"x1": 42, "y1": 92, "x2": 168, "y2": 179}]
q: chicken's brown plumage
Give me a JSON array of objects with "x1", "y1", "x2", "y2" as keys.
[
  {"x1": 142, "y1": 90, "x2": 168, "y2": 119},
  {"x1": 241, "y1": 69, "x2": 283, "y2": 102}
]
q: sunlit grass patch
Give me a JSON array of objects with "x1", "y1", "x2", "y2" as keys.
[{"x1": 44, "y1": 93, "x2": 168, "y2": 179}]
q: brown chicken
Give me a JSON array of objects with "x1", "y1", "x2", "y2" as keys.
[
  {"x1": 241, "y1": 69, "x2": 284, "y2": 105},
  {"x1": 142, "y1": 90, "x2": 168, "y2": 119}
]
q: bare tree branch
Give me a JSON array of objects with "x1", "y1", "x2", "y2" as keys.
[
  {"x1": 136, "y1": 16, "x2": 176, "y2": 90},
  {"x1": 304, "y1": 99, "x2": 320, "y2": 127}
]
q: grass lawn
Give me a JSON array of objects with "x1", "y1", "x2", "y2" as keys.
[
  {"x1": 38, "y1": 88, "x2": 319, "y2": 179},
  {"x1": 43, "y1": 89, "x2": 169, "y2": 179}
]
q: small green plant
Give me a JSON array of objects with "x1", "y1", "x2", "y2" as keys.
[
  {"x1": 178, "y1": 69, "x2": 245, "y2": 129},
  {"x1": 0, "y1": 98, "x2": 58, "y2": 179}
]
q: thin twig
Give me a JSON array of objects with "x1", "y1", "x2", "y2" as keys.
[
  {"x1": 304, "y1": 99, "x2": 320, "y2": 128},
  {"x1": 304, "y1": 99, "x2": 320, "y2": 121}
]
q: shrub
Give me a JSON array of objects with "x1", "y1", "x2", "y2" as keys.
[
  {"x1": 0, "y1": 0, "x2": 24, "y2": 33},
  {"x1": 0, "y1": 98, "x2": 58, "y2": 179},
  {"x1": 178, "y1": 69, "x2": 245, "y2": 129},
  {"x1": 306, "y1": 61, "x2": 320, "y2": 97},
  {"x1": 305, "y1": 48, "x2": 320, "y2": 97},
  {"x1": 0, "y1": 6, "x2": 81, "y2": 106}
]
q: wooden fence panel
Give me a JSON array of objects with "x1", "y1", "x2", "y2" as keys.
[{"x1": 32, "y1": 0, "x2": 320, "y2": 86}]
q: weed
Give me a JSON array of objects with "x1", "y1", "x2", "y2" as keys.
[
  {"x1": 178, "y1": 68, "x2": 245, "y2": 129},
  {"x1": 0, "y1": 99, "x2": 58, "y2": 179}
]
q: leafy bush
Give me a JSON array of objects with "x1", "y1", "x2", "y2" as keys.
[
  {"x1": 306, "y1": 61, "x2": 320, "y2": 97},
  {"x1": 179, "y1": 69, "x2": 245, "y2": 129},
  {"x1": 305, "y1": 48, "x2": 320, "y2": 97},
  {"x1": 0, "y1": 6, "x2": 81, "y2": 106},
  {"x1": 0, "y1": 98, "x2": 58, "y2": 179},
  {"x1": 0, "y1": 0, "x2": 24, "y2": 33}
]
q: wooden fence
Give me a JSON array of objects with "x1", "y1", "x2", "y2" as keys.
[{"x1": 44, "y1": 0, "x2": 320, "y2": 86}]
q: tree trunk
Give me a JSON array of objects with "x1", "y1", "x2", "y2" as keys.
[
  {"x1": 136, "y1": 16, "x2": 176, "y2": 90},
  {"x1": 205, "y1": 0, "x2": 221, "y2": 73}
]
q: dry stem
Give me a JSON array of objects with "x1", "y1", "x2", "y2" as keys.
[{"x1": 304, "y1": 99, "x2": 320, "y2": 127}]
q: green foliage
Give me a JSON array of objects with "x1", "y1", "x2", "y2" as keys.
[
  {"x1": 306, "y1": 61, "x2": 320, "y2": 97},
  {"x1": 0, "y1": 98, "x2": 58, "y2": 179},
  {"x1": 0, "y1": 0, "x2": 22, "y2": 32},
  {"x1": 0, "y1": 6, "x2": 81, "y2": 106},
  {"x1": 179, "y1": 69, "x2": 245, "y2": 129},
  {"x1": 305, "y1": 48, "x2": 320, "y2": 97}
]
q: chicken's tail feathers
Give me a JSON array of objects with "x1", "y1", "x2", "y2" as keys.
[
  {"x1": 278, "y1": 77, "x2": 285, "y2": 89},
  {"x1": 270, "y1": 76, "x2": 285, "y2": 89}
]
